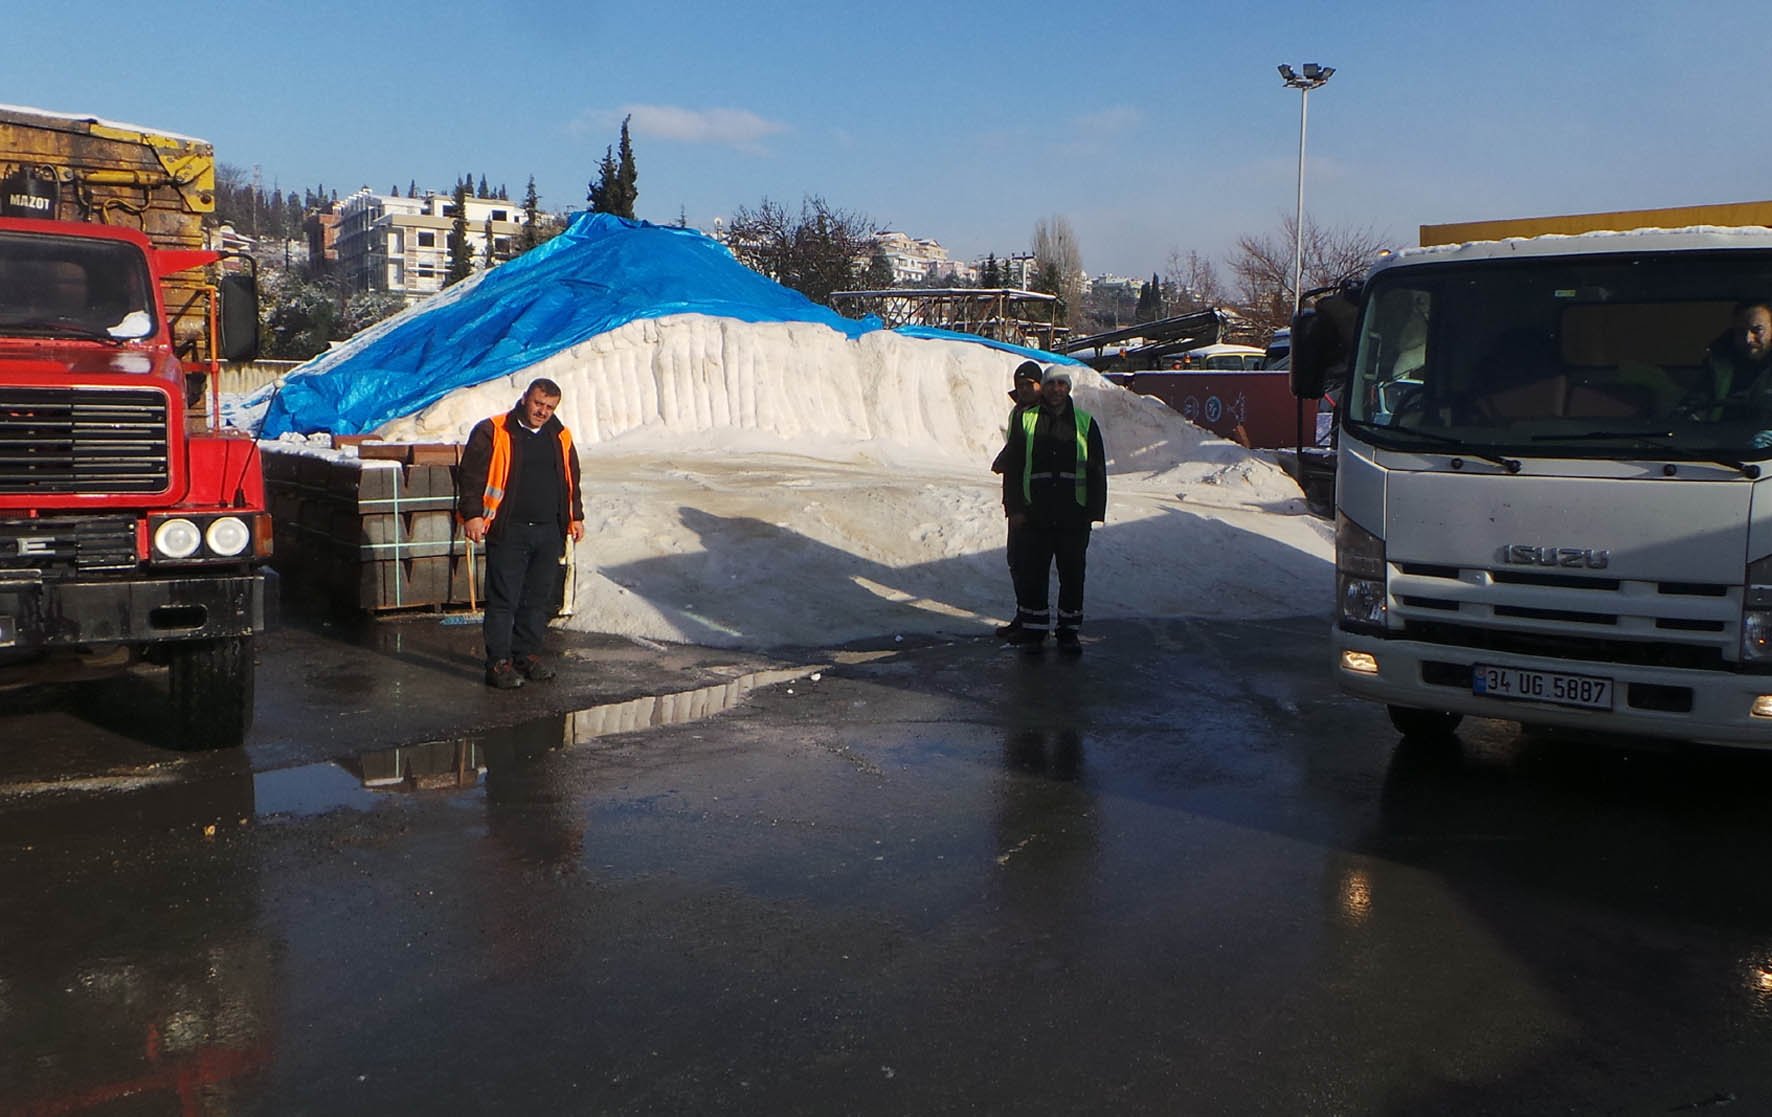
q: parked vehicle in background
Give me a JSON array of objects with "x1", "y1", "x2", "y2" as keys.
[
  {"x1": 1163, "y1": 343, "x2": 1267, "y2": 371},
  {"x1": 1264, "y1": 327, "x2": 1291, "y2": 370},
  {"x1": 1291, "y1": 201, "x2": 1772, "y2": 746},
  {"x1": 0, "y1": 104, "x2": 265, "y2": 748}
]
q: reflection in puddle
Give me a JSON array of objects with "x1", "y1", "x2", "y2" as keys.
[
  {"x1": 563, "y1": 666, "x2": 817, "y2": 744},
  {"x1": 259, "y1": 664, "x2": 827, "y2": 816},
  {"x1": 252, "y1": 763, "x2": 377, "y2": 818},
  {"x1": 348, "y1": 738, "x2": 485, "y2": 792}
]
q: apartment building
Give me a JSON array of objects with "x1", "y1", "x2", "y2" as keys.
[
  {"x1": 334, "y1": 188, "x2": 527, "y2": 301},
  {"x1": 871, "y1": 230, "x2": 978, "y2": 286}
]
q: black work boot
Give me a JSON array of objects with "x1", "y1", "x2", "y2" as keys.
[
  {"x1": 995, "y1": 619, "x2": 1023, "y2": 639},
  {"x1": 1056, "y1": 629, "x2": 1082, "y2": 657},
  {"x1": 485, "y1": 659, "x2": 525, "y2": 689},
  {"x1": 515, "y1": 654, "x2": 556, "y2": 682}
]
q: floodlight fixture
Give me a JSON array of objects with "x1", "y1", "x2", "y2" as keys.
[{"x1": 1278, "y1": 64, "x2": 1297, "y2": 81}]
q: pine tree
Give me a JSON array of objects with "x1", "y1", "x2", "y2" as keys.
[
  {"x1": 982, "y1": 253, "x2": 1001, "y2": 288},
  {"x1": 478, "y1": 174, "x2": 489, "y2": 199},
  {"x1": 521, "y1": 176, "x2": 541, "y2": 251},
  {"x1": 446, "y1": 179, "x2": 474, "y2": 285},
  {"x1": 408, "y1": 178, "x2": 417, "y2": 198},
  {"x1": 391, "y1": 183, "x2": 400, "y2": 197},
  {"x1": 587, "y1": 115, "x2": 638, "y2": 219}
]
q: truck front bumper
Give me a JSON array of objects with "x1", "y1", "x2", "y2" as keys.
[
  {"x1": 1336, "y1": 629, "x2": 1772, "y2": 749},
  {"x1": 0, "y1": 572, "x2": 265, "y2": 651}
]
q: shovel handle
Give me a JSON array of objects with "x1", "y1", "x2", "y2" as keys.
[{"x1": 466, "y1": 535, "x2": 477, "y2": 612}]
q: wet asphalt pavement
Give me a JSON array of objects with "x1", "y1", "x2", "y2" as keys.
[{"x1": 7, "y1": 606, "x2": 1772, "y2": 1114}]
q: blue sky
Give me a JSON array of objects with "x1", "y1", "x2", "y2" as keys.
[{"x1": 10, "y1": 0, "x2": 1770, "y2": 277}]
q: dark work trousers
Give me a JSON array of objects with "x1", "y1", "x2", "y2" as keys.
[
  {"x1": 1012, "y1": 521, "x2": 1090, "y2": 634},
  {"x1": 1004, "y1": 516, "x2": 1024, "y2": 595},
  {"x1": 482, "y1": 519, "x2": 564, "y2": 665}
]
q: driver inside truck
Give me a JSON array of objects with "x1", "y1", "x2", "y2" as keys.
[{"x1": 1692, "y1": 301, "x2": 1772, "y2": 431}]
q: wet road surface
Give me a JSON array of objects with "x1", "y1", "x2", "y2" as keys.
[{"x1": 6, "y1": 612, "x2": 1772, "y2": 1113}]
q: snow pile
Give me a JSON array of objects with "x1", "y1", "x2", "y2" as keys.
[{"x1": 370, "y1": 313, "x2": 1332, "y2": 649}]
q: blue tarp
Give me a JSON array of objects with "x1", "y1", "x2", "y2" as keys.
[{"x1": 259, "y1": 212, "x2": 1074, "y2": 436}]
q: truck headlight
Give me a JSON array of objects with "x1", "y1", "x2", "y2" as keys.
[
  {"x1": 1744, "y1": 555, "x2": 1772, "y2": 663},
  {"x1": 153, "y1": 517, "x2": 202, "y2": 560},
  {"x1": 1745, "y1": 611, "x2": 1772, "y2": 663},
  {"x1": 1337, "y1": 512, "x2": 1387, "y2": 630},
  {"x1": 205, "y1": 516, "x2": 251, "y2": 557}
]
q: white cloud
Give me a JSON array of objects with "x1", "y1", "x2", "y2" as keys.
[{"x1": 573, "y1": 104, "x2": 789, "y2": 153}]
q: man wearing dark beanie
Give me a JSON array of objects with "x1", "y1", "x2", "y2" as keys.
[{"x1": 991, "y1": 360, "x2": 1047, "y2": 639}]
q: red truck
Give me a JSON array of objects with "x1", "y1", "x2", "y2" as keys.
[{"x1": 1, "y1": 105, "x2": 266, "y2": 748}]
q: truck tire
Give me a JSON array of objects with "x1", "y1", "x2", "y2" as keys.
[
  {"x1": 168, "y1": 636, "x2": 255, "y2": 750},
  {"x1": 1386, "y1": 705, "x2": 1462, "y2": 740}
]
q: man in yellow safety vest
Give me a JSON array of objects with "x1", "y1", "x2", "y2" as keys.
[{"x1": 998, "y1": 365, "x2": 1107, "y2": 656}]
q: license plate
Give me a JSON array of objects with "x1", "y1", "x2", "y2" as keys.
[{"x1": 1472, "y1": 664, "x2": 1613, "y2": 710}]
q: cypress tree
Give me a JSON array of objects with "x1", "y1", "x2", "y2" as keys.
[
  {"x1": 446, "y1": 179, "x2": 473, "y2": 285},
  {"x1": 521, "y1": 176, "x2": 541, "y2": 251}
]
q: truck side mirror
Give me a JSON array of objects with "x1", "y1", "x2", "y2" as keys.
[
  {"x1": 1289, "y1": 309, "x2": 1327, "y2": 399},
  {"x1": 218, "y1": 273, "x2": 260, "y2": 363},
  {"x1": 1289, "y1": 289, "x2": 1359, "y2": 399}
]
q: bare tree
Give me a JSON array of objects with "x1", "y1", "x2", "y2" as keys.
[
  {"x1": 726, "y1": 195, "x2": 875, "y2": 306},
  {"x1": 1031, "y1": 214, "x2": 1084, "y2": 324},
  {"x1": 1230, "y1": 214, "x2": 1392, "y2": 332},
  {"x1": 1164, "y1": 248, "x2": 1226, "y2": 314}
]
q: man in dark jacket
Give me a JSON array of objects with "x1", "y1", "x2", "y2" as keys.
[
  {"x1": 1000, "y1": 365, "x2": 1107, "y2": 656},
  {"x1": 990, "y1": 360, "x2": 1047, "y2": 639},
  {"x1": 458, "y1": 378, "x2": 585, "y2": 689}
]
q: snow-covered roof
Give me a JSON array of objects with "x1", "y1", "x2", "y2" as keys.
[
  {"x1": 0, "y1": 102, "x2": 208, "y2": 145},
  {"x1": 1377, "y1": 225, "x2": 1772, "y2": 276}
]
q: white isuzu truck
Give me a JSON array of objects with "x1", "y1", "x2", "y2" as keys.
[{"x1": 1289, "y1": 203, "x2": 1772, "y2": 746}]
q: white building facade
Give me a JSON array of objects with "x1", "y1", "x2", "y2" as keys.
[{"x1": 334, "y1": 189, "x2": 528, "y2": 301}]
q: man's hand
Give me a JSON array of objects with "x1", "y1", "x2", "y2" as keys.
[
  {"x1": 569, "y1": 520, "x2": 585, "y2": 543},
  {"x1": 464, "y1": 516, "x2": 488, "y2": 543}
]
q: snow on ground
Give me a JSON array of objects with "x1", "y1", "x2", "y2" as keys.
[{"x1": 357, "y1": 313, "x2": 1333, "y2": 649}]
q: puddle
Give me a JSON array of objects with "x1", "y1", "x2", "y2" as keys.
[
  {"x1": 254, "y1": 663, "x2": 827, "y2": 816},
  {"x1": 252, "y1": 763, "x2": 378, "y2": 818},
  {"x1": 562, "y1": 666, "x2": 817, "y2": 743}
]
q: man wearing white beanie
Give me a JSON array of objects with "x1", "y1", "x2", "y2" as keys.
[{"x1": 999, "y1": 364, "x2": 1107, "y2": 655}]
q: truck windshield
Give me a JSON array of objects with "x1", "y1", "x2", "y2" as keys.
[
  {"x1": 0, "y1": 231, "x2": 155, "y2": 341},
  {"x1": 1344, "y1": 251, "x2": 1772, "y2": 459}
]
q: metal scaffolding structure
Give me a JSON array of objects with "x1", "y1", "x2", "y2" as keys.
[
  {"x1": 829, "y1": 287, "x2": 1065, "y2": 351},
  {"x1": 1060, "y1": 308, "x2": 1250, "y2": 371}
]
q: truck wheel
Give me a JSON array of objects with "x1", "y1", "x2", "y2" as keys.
[
  {"x1": 1386, "y1": 705, "x2": 1462, "y2": 740},
  {"x1": 168, "y1": 636, "x2": 255, "y2": 750}
]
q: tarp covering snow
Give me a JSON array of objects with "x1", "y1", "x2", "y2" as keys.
[{"x1": 258, "y1": 213, "x2": 1072, "y2": 437}]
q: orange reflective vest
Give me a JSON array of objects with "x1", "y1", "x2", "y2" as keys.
[{"x1": 480, "y1": 414, "x2": 576, "y2": 526}]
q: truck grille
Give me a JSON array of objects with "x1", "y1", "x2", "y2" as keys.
[
  {"x1": 1391, "y1": 563, "x2": 1740, "y2": 671},
  {"x1": 0, "y1": 515, "x2": 138, "y2": 574},
  {"x1": 0, "y1": 386, "x2": 171, "y2": 495}
]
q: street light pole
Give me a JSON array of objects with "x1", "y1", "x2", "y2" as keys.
[
  {"x1": 1277, "y1": 63, "x2": 1334, "y2": 459},
  {"x1": 1277, "y1": 63, "x2": 1334, "y2": 318}
]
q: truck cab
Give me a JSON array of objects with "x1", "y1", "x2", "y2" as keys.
[
  {"x1": 0, "y1": 218, "x2": 265, "y2": 747},
  {"x1": 1294, "y1": 225, "x2": 1772, "y2": 747}
]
